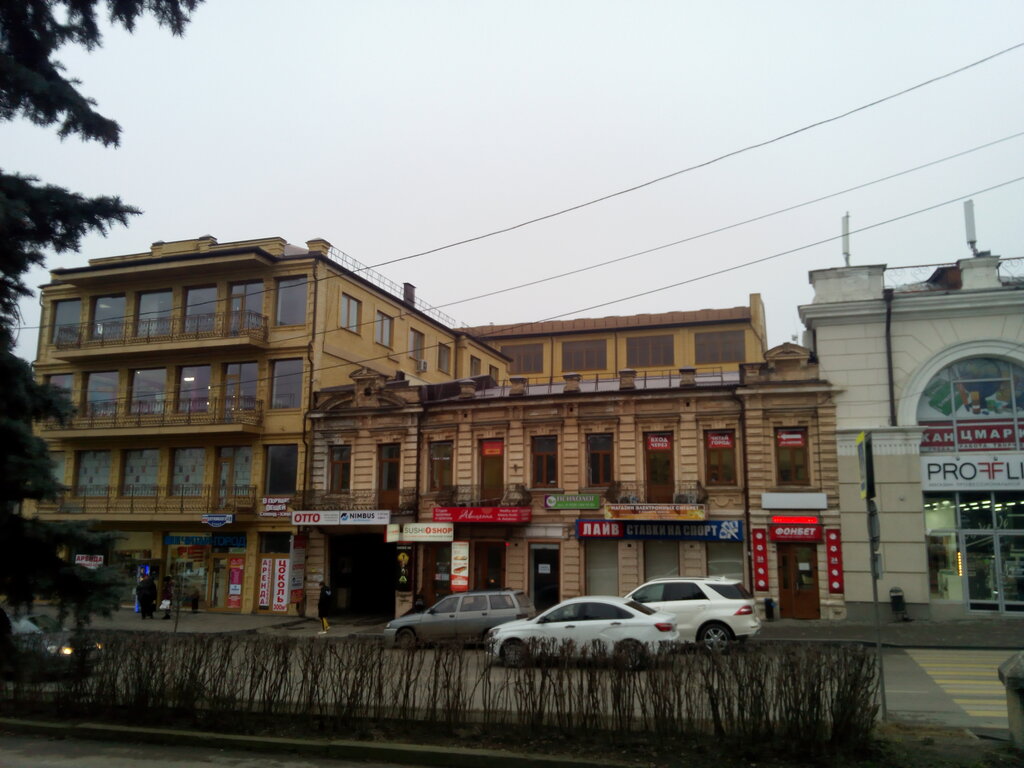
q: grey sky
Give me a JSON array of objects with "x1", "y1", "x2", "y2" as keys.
[{"x1": 6, "y1": 1, "x2": 1024, "y2": 363}]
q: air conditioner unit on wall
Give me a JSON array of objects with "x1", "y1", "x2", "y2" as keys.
[{"x1": 417, "y1": 359, "x2": 429, "y2": 372}]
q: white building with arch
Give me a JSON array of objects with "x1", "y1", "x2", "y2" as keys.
[{"x1": 800, "y1": 253, "x2": 1024, "y2": 620}]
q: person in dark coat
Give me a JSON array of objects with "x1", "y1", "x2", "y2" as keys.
[
  {"x1": 136, "y1": 574, "x2": 157, "y2": 619},
  {"x1": 317, "y1": 582, "x2": 332, "y2": 634},
  {"x1": 160, "y1": 576, "x2": 174, "y2": 619}
]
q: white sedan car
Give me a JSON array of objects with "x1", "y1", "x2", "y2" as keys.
[{"x1": 486, "y1": 595, "x2": 679, "y2": 668}]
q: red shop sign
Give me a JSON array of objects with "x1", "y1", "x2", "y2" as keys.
[
  {"x1": 751, "y1": 528, "x2": 769, "y2": 592},
  {"x1": 481, "y1": 440, "x2": 503, "y2": 456},
  {"x1": 825, "y1": 528, "x2": 844, "y2": 594},
  {"x1": 432, "y1": 507, "x2": 532, "y2": 523},
  {"x1": 706, "y1": 431, "x2": 734, "y2": 449},
  {"x1": 769, "y1": 524, "x2": 822, "y2": 542},
  {"x1": 776, "y1": 430, "x2": 806, "y2": 448},
  {"x1": 646, "y1": 434, "x2": 672, "y2": 451}
]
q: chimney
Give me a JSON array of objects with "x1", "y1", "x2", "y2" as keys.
[
  {"x1": 458, "y1": 379, "x2": 477, "y2": 399},
  {"x1": 678, "y1": 367, "x2": 696, "y2": 387},
  {"x1": 509, "y1": 376, "x2": 528, "y2": 396},
  {"x1": 740, "y1": 362, "x2": 763, "y2": 384},
  {"x1": 619, "y1": 369, "x2": 636, "y2": 390},
  {"x1": 563, "y1": 373, "x2": 581, "y2": 393},
  {"x1": 403, "y1": 283, "x2": 416, "y2": 305}
]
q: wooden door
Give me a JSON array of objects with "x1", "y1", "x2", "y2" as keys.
[{"x1": 777, "y1": 543, "x2": 821, "y2": 619}]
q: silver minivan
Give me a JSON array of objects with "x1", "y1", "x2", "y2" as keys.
[{"x1": 383, "y1": 589, "x2": 534, "y2": 648}]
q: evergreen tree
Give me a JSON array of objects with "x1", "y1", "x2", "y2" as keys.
[{"x1": 0, "y1": 0, "x2": 201, "y2": 630}]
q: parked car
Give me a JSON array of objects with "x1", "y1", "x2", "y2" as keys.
[
  {"x1": 623, "y1": 577, "x2": 760, "y2": 651},
  {"x1": 383, "y1": 589, "x2": 535, "y2": 648},
  {"x1": 1, "y1": 607, "x2": 104, "y2": 679},
  {"x1": 486, "y1": 595, "x2": 679, "y2": 668}
]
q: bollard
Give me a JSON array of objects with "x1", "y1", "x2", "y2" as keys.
[{"x1": 998, "y1": 652, "x2": 1024, "y2": 749}]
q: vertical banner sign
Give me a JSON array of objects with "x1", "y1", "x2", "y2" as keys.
[
  {"x1": 826, "y1": 529, "x2": 844, "y2": 594},
  {"x1": 396, "y1": 544, "x2": 414, "y2": 592},
  {"x1": 258, "y1": 557, "x2": 272, "y2": 608},
  {"x1": 706, "y1": 431, "x2": 734, "y2": 449},
  {"x1": 481, "y1": 440, "x2": 503, "y2": 456},
  {"x1": 227, "y1": 557, "x2": 245, "y2": 608},
  {"x1": 272, "y1": 558, "x2": 290, "y2": 613},
  {"x1": 752, "y1": 528, "x2": 769, "y2": 592},
  {"x1": 646, "y1": 433, "x2": 671, "y2": 451},
  {"x1": 290, "y1": 534, "x2": 307, "y2": 603},
  {"x1": 451, "y1": 541, "x2": 470, "y2": 592}
]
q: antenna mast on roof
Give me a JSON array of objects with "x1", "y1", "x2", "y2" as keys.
[
  {"x1": 842, "y1": 212, "x2": 851, "y2": 267},
  {"x1": 963, "y1": 199, "x2": 979, "y2": 256}
]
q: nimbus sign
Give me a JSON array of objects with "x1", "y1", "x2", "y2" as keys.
[
  {"x1": 921, "y1": 453, "x2": 1024, "y2": 491},
  {"x1": 291, "y1": 510, "x2": 391, "y2": 525}
]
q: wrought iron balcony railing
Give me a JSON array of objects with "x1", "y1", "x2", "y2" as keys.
[
  {"x1": 41, "y1": 397, "x2": 263, "y2": 431},
  {"x1": 52, "y1": 310, "x2": 268, "y2": 350},
  {"x1": 430, "y1": 484, "x2": 533, "y2": 507},
  {"x1": 42, "y1": 484, "x2": 257, "y2": 514},
  {"x1": 298, "y1": 488, "x2": 419, "y2": 513},
  {"x1": 603, "y1": 481, "x2": 707, "y2": 504}
]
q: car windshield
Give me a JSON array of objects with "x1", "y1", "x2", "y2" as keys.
[
  {"x1": 625, "y1": 600, "x2": 656, "y2": 615},
  {"x1": 707, "y1": 583, "x2": 752, "y2": 599},
  {"x1": 28, "y1": 615, "x2": 64, "y2": 632}
]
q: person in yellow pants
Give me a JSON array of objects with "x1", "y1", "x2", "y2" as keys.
[{"x1": 317, "y1": 582, "x2": 332, "y2": 634}]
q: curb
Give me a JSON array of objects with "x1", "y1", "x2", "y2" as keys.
[{"x1": 0, "y1": 717, "x2": 632, "y2": 768}]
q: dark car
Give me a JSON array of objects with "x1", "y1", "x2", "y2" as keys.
[
  {"x1": 383, "y1": 589, "x2": 535, "y2": 648},
  {"x1": 1, "y1": 607, "x2": 103, "y2": 679}
]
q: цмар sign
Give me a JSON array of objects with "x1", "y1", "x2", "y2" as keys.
[{"x1": 921, "y1": 452, "x2": 1024, "y2": 491}]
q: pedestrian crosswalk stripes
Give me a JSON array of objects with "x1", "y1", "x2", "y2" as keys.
[{"x1": 906, "y1": 649, "x2": 1009, "y2": 729}]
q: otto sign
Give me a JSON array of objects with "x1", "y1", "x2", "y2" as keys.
[{"x1": 291, "y1": 510, "x2": 391, "y2": 525}]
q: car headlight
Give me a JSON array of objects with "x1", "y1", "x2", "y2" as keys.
[{"x1": 60, "y1": 645, "x2": 74, "y2": 656}]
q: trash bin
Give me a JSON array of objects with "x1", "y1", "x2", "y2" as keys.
[
  {"x1": 763, "y1": 597, "x2": 775, "y2": 622},
  {"x1": 889, "y1": 586, "x2": 906, "y2": 618}
]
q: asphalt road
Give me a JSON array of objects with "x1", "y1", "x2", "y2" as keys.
[{"x1": 0, "y1": 733, "x2": 410, "y2": 768}]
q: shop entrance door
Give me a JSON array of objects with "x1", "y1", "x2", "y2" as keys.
[
  {"x1": 530, "y1": 543, "x2": 560, "y2": 612},
  {"x1": 474, "y1": 541, "x2": 506, "y2": 590},
  {"x1": 644, "y1": 432, "x2": 674, "y2": 503},
  {"x1": 423, "y1": 543, "x2": 452, "y2": 607},
  {"x1": 777, "y1": 543, "x2": 820, "y2": 619}
]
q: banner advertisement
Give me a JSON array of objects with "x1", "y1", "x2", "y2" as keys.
[
  {"x1": 826, "y1": 529, "x2": 844, "y2": 594},
  {"x1": 401, "y1": 523, "x2": 454, "y2": 542},
  {"x1": 290, "y1": 534, "x2": 307, "y2": 603},
  {"x1": 776, "y1": 430, "x2": 806, "y2": 448},
  {"x1": 258, "y1": 558, "x2": 272, "y2": 608},
  {"x1": 227, "y1": 557, "x2": 244, "y2": 608},
  {"x1": 576, "y1": 519, "x2": 743, "y2": 541},
  {"x1": 769, "y1": 524, "x2": 822, "y2": 542},
  {"x1": 752, "y1": 529, "x2": 769, "y2": 591},
  {"x1": 921, "y1": 421, "x2": 1023, "y2": 453},
  {"x1": 603, "y1": 503, "x2": 707, "y2": 521},
  {"x1": 544, "y1": 494, "x2": 602, "y2": 510},
  {"x1": 481, "y1": 440, "x2": 503, "y2": 456},
  {"x1": 921, "y1": 452, "x2": 1024, "y2": 491},
  {"x1": 291, "y1": 509, "x2": 391, "y2": 525},
  {"x1": 385, "y1": 523, "x2": 400, "y2": 543},
  {"x1": 451, "y1": 541, "x2": 469, "y2": 592},
  {"x1": 432, "y1": 507, "x2": 532, "y2": 523},
  {"x1": 272, "y1": 557, "x2": 290, "y2": 613},
  {"x1": 260, "y1": 497, "x2": 291, "y2": 518},
  {"x1": 74, "y1": 554, "x2": 103, "y2": 569},
  {"x1": 201, "y1": 513, "x2": 234, "y2": 527},
  {"x1": 706, "y1": 431, "x2": 734, "y2": 449},
  {"x1": 646, "y1": 433, "x2": 671, "y2": 451}
]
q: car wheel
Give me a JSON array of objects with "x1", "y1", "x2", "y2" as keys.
[
  {"x1": 395, "y1": 628, "x2": 416, "y2": 650},
  {"x1": 615, "y1": 639, "x2": 648, "y2": 671},
  {"x1": 697, "y1": 622, "x2": 733, "y2": 652},
  {"x1": 500, "y1": 639, "x2": 528, "y2": 668}
]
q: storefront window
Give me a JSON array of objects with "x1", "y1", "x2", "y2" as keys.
[
  {"x1": 959, "y1": 492, "x2": 993, "y2": 529},
  {"x1": 585, "y1": 540, "x2": 618, "y2": 594},
  {"x1": 923, "y1": 493, "x2": 956, "y2": 530},
  {"x1": 927, "y1": 533, "x2": 961, "y2": 600},
  {"x1": 995, "y1": 492, "x2": 1024, "y2": 529}
]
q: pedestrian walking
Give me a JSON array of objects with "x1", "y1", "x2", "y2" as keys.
[
  {"x1": 136, "y1": 574, "x2": 157, "y2": 619},
  {"x1": 317, "y1": 582, "x2": 332, "y2": 634},
  {"x1": 159, "y1": 576, "x2": 174, "y2": 619}
]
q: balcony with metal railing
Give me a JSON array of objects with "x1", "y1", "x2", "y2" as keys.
[
  {"x1": 298, "y1": 488, "x2": 419, "y2": 513},
  {"x1": 38, "y1": 484, "x2": 257, "y2": 516},
  {"x1": 49, "y1": 310, "x2": 269, "y2": 357},
  {"x1": 603, "y1": 481, "x2": 708, "y2": 504},
  {"x1": 430, "y1": 484, "x2": 533, "y2": 507},
  {"x1": 40, "y1": 396, "x2": 264, "y2": 433}
]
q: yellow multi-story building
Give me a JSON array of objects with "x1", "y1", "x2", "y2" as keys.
[
  {"x1": 463, "y1": 294, "x2": 767, "y2": 383},
  {"x1": 30, "y1": 235, "x2": 508, "y2": 613}
]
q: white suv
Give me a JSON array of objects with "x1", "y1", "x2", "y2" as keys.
[{"x1": 623, "y1": 577, "x2": 760, "y2": 651}]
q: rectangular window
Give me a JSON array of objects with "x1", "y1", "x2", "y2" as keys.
[
  {"x1": 470, "y1": 356, "x2": 481, "y2": 376},
  {"x1": 229, "y1": 281, "x2": 264, "y2": 333},
  {"x1": 502, "y1": 343, "x2": 544, "y2": 374},
  {"x1": 130, "y1": 368, "x2": 166, "y2": 415},
  {"x1": 51, "y1": 299, "x2": 81, "y2": 344},
  {"x1": 705, "y1": 430, "x2": 736, "y2": 485},
  {"x1": 328, "y1": 445, "x2": 351, "y2": 492},
  {"x1": 224, "y1": 361, "x2": 258, "y2": 410},
  {"x1": 265, "y1": 444, "x2": 298, "y2": 495},
  {"x1": 562, "y1": 339, "x2": 606, "y2": 371},
  {"x1": 488, "y1": 365, "x2": 499, "y2": 382},
  {"x1": 585, "y1": 540, "x2": 619, "y2": 594},
  {"x1": 172, "y1": 447, "x2": 205, "y2": 497},
  {"x1": 428, "y1": 441, "x2": 453, "y2": 491},
  {"x1": 586, "y1": 433, "x2": 614, "y2": 487},
  {"x1": 178, "y1": 365, "x2": 211, "y2": 413},
  {"x1": 531, "y1": 435, "x2": 558, "y2": 487},
  {"x1": 409, "y1": 328, "x2": 425, "y2": 360},
  {"x1": 76, "y1": 450, "x2": 111, "y2": 496},
  {"x1": 437, "y1": 343, "x2": 451, "y2": 374},
  {"x1": 47, "y1": 373, "x2": 73, "y2": 394},
  {"x1": 270, "y1": 359, "x2": 302, "y2": 409},
  {"x1": 50, "y1": 451, "x2": 66, "y2": 487},
  {"x1": 775, "y1": 427, "x2": 809, "y2": 485},
  {"x1": 695, "y1": 330, "x2": 745, "y2": 364},
  {"x1": 85, "y1": 371, "x2": 118, "y2": 416},
  {"x1": 122, "y1": 449, "x2": 159, "y2": 496},
  {"x1": 340, "y1": 293, "x2": 361, "y2": 332},
  {"x1": 91, "y1": 294, "x2": 125, "y2": 341},
  {"x1": 378, "y1": 443, "x2": 400, "y2": 491},
  {"x1": 184, "y1": 286, "x2": 217, "y2": 334},
  {"x1": 374, "y1": 311, "x2": 393, "y2": 346},
  {"x1": 276, "y1": 276, "x2": 307, "y2": 325},
  {"x1": 136, "y1": 290, "x2": 173, "y2": 338},
  {"x1": 627, "y1": 335, "x2": 674, "y2": 367}
]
